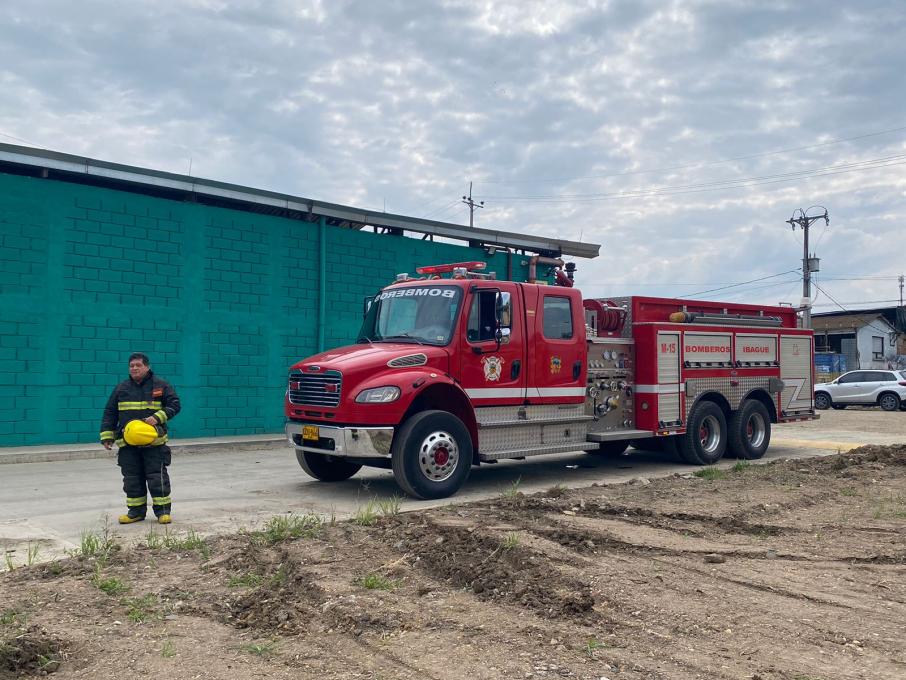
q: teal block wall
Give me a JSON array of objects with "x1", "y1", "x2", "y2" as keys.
[{"x1": 0, "y1": 171, "x2": 528, "y2": 446}]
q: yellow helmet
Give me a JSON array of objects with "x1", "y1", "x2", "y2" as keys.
[{"x1": 123, "y1": 420, "x2": 158, "y2": 446}]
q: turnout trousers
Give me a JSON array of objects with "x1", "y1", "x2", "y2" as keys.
[{"x1": 117, "y1": 444, "x2": 172, "y2": 518}]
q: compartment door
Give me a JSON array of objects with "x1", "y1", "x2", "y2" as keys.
[
  {"x1": 780, "y1": 335, "x2": 813, "y2": 412},
  {"x1": 657, "y1": 331, "x2": 681, "y2": 424}
]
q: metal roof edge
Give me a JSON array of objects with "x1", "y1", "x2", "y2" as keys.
[{"x1": 0, "y1": 142, "x2": 601, "y2": 259}]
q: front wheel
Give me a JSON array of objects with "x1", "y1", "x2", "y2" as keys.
[
  {"x1": 391, "y1": 410, "x2": 473, "y2": 500},
  {"x1": 296, "y1": 450, "x2": 362, "y2": 481},
  {"x1": 728, "y1": 400, "x2": 771, "y2": 460},
  {"x1": 678, "y1": 400, "x2": 727, "y2": 465},
  {"x1": 879, "y1": 392, "x2": 901, "y2": 412}
]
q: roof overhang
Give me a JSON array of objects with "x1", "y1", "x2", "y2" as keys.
[{"x1": 0, "y1": 143, "x2": 600, "y2": 259}]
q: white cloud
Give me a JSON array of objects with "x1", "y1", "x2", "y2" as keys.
[{"x1": 0, "y1": 0, "x2": 904, "y2": 309}]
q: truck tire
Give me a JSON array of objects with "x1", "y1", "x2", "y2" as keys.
[
  {"x1": 391, "y1": 410, "x2": 472, "y2": 500},
  {"x1": 727, "y1": 400, "x2": 771, "y2": 460},
  {"x1": 590, "y1": 440, "x2": 629, "y2": 456},
  {"x1": 295, "y1": 450, "x2": 362, "y2": 482},
  {"x1": 677, "y1": 400, "x2": 727, "y2": 465},
  {"x1": 878, "y1": 392, "x2": 901, "y2": 412}
]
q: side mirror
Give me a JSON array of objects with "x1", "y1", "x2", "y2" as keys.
[{"x1": 495, "y1": 291, "x2": 511, "y2": 327}]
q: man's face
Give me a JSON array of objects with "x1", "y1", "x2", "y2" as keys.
[{"x1": 129, "y1": 359, "x2": 150, "y2": 382}]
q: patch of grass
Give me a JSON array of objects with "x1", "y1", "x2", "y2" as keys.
[
  {"x1": 161, "y1": 640, "x2": 176, "y2": 658},
  {"x1": 252, "y1": 513, "x2": 324, "y2": 545},
  {"x1": 3, "y1": 552, "x2": 14, "y2": 572},
  {"x1": 241, "y1": 640, "x2": 277, "y2": 657},
  {"x1": 227, "y1": 572, "x2": 264, "y2": 589},
  {"x1": 122, "y1": 594, "x2": 159, "y2": 624},
  {"x1": 68, "y1": 521, "x2": 119, "y2": 563},
  {"x1": 269, "y1": 565, "x2": 289, "y2": 587},
  {"x1": 501, "y1": 476, "x2": 522, "y2": 498},
  {"x1": 357, "y1": 573, "x2": 399, "y2": 591},
  {"x1": 545, "y1": 483, "x2": 568, "y2": 497},
  {"x1": 377, "y1": 495, "x2": 402, "y2": 517},
  {"x1": 693, "y1": 467, "x2": 726, "y2": 480},
  {"x1": 501, "y1": 532, "x2": 521, "y2": 550},
  {"x1": 353, "y1": 501, "x2": 379, "y2": 527},
  {"x1": 92, "y1": 566, "x2": 130, "y2": 596},
  {"x1": 871, "y1": 494, "x2": 906, "y2": 520},
  {"x1": 36, "y1": 653, "x2": 61, "y2": 672},
  {"x1": 584, "y1": 638, "x2": 606, "y2": 657},
  {"x1": 731, "y1": 461, "x2": 751, "y2": 473},
  {"x1": 146, "y1": 528, "x2": 211, "y2": 558},
  {"x1": 840, "y1": 487, "x2": 858, "y2": 497},
  {"x1": 0, "y1": 609, "x2": 25, "y2": 627}
]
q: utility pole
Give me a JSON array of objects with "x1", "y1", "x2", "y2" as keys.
[
  {"x1": 786, "y1": 207, "x2": 829, "y2": 329},
  {"x1": 899, "y1": 274, "x2": 904, "y2": 307},
  {"x1": 461, "y1": 182, "x2": 484, "y2": 228}
]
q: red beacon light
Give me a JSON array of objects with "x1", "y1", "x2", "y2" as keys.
[{"x1": 415, "y1": 261, "x2": 487, "y2": 276}]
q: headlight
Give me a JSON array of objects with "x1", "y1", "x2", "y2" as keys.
[{"x1": 355, "y1": 386, "x2": 401, "y2": 404}]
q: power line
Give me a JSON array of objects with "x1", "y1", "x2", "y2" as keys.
[
  {"x1": 811, "y1": 283, "x2": 894, "y2": 335},
  {"x1": 684, "y1": 269, "x2": 802, "y2": 298},
  {"x1": 475, "y1": 124, "x2": 906, "y2": 185}
]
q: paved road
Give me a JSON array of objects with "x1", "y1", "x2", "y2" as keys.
[{"x1": 1, "y1": 413, "x2": 903, "y2": 564}]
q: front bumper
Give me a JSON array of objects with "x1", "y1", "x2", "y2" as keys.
[{"x1": 285, "y1": 422, "x2": 394, "y2": 458}]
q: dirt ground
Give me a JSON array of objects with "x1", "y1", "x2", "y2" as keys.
[{"x1": 2, "y1": 441, "x2": 906, "y2": 680}]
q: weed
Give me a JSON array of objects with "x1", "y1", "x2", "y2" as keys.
[
  {"x1": 24, "y1": 543, "x2": 40, "y2": 567},
  {"x1": 357, "y1": 573, "x2": 399, "y2": 591},
  {"x1": 227, "y1": 572, "x2": 264, "y2": 589},
  {"x1": 68, "y1": 522, "x2": 119, "y2": 563},
  {"x1": 584, "y1": 638, "x2": 606, "y2": 657},
  {"x1": 46, "y1": 561, "x2": 64, "y2": 576},
  {"x1": 545, "y1": 483, "x2": 568, "y2": 497},
  {"x1": 502, "y1": 476, "x2": 522, "y2": 498},
  {"x1": 377, "y1": 495, "x2": 402, "y2": 517},
  {"x1": 871, "y1": 494, "x2": 906, "y2": 520},
  {"x1": 353, "y1": 501, "x2": 379, "y2": 527},
  {"x1": 501, "y1": 533, "x2": 521, "y2": 550},
  {"x1": 146, "y1": 528, "x2": 211, "y2": 558},
  {"x1": 241, "y1": 640, "x2": 277, "y2": 656},
  {"x1": 36, "y1": 653, "x2": 60, "y2": 671},
  {"x1": 269, "y1": 565, "x2": 289, "y2": 587},
  {"x1": 252, "y1": 513, "x2": 324, "y2": 545},
  {"x1": 731, "y1": 461, "x2": 751, "y2": 473},
  {"x1": 840, "y1": 487, "x2": 857, "y2": 497},
  {"x1": 92, "y1": 566, "x2": 130, "y2": 596},
  {"x1": 0, "y1": 609, "x2": 25, "y2": 627},
  {"x1": 3, "y1": 552, "x2": 14, "y2": 572},
  {"x1": 693, "y1": 467, "x2": 726, "y2": 480},
  {"x1": 123, "y1": 594, "x2": 158, "y2": 623},
  {"x1": 161, "y1": 640, "x2": 176, "y2": 658}
]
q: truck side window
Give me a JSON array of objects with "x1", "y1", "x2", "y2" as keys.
[
  {"x1": 543, "y1": 296, "x2": 573, "y2": 339},
  {"x1": 467, "y1": 291, "x2": 498, "y2": 342}
]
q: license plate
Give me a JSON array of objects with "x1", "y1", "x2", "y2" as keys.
[{"x1": 302, "y1": 425, "x2": 319, "y2": 441}]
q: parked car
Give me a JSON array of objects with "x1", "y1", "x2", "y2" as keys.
[{"x1": 814, "y1": 370, "x2": 906, "y2": 411}]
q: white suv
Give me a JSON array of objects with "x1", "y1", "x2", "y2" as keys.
[{"x1": 814, "y1": 370, "x2": 906, "y2": 411}]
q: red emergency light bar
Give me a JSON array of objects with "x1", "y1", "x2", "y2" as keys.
[{"x1": 415, "y1": 261, "x2": 487, "y2": 275}]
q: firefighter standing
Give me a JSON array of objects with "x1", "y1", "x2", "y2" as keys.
[{"x1": 100, "y1": 353, "x2": 181, "y2": 525}]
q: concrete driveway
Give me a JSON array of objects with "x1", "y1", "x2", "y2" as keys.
[{"x1": 1, "y1": 410, "x2": 903, "y2": 564}]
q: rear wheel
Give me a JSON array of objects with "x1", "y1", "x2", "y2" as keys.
[
  {"x1": 678, "y1": 400, "x2": 727, "y2": 465},
  {"x1": 814, "y1": 392, "x2": 831, "y2": 410},
  {"x1": 391, "y1": 410, "x2": 472, "y2": 500},
  {"x1": 295, "y1": 450, "x2": 362, "y2": 481},
  {"x1": 728, "y1": 400, "x2": 771, "y2": 460},
  {"x1": 878, "y1": 392, "x2": 901, "y2": 412}
]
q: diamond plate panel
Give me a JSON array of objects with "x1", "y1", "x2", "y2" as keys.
[
  {"x1": 684, "y1": 376, "x2": 778, "y2": 418},
  {"x1": 475, "y1": 403, "x2": 584, "y2": 425}
]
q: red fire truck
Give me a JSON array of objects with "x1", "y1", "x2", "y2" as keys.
[{"x1": 284, "y1": 262, "x2": 816, "y2": 499}]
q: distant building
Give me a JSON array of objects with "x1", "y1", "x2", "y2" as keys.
[{"x1": 812, "y1": 308, "x2": 905, "y2": 370}]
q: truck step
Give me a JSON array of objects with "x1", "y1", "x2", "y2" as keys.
[
  {"x1": 477, "y1": 416, "x2": 594, "y2": 429},
  {"x1": 478, "y1": 442, "x2": 600, "y2": 462}
]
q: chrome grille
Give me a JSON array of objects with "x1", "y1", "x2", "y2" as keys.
[{"x1": 288, "y1": 370, "x2": 342, "y2": 407}]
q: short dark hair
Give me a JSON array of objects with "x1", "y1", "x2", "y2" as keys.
[{"x1": 128, "y1": 352, "x2": 150, "y2": 366}]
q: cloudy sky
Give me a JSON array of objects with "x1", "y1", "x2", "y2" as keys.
[{"x1": 2, "y1": 0, "x2": 904, "y2": 310}]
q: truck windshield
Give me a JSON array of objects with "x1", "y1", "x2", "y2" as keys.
[{"x1": 357, "y1": 286, "x2": 462, "y2": 346}]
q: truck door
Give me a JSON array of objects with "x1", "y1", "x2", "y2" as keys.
[
  {"x1": 526, "y1": 289, "x2": 586, "y2": 403},
  {"x1": 458, "y1": 282, "x2": 526, "y2": 404}
]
